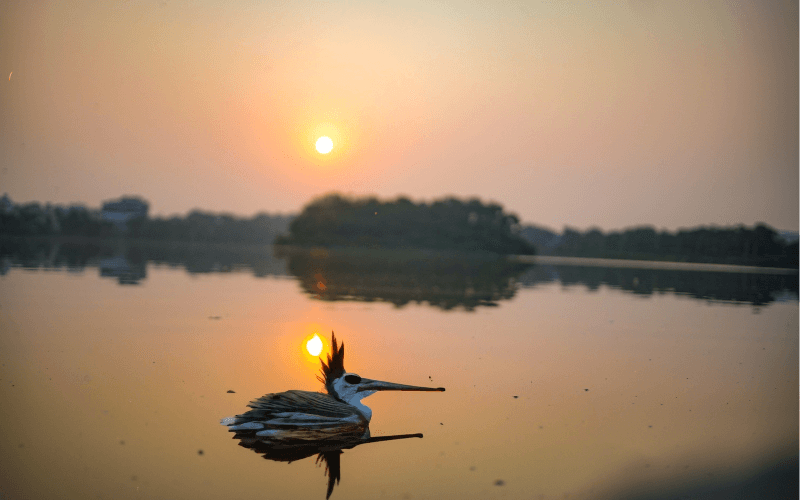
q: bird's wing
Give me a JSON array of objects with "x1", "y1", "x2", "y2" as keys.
[
  {"x1": 221, "y1": 390, "x2": 363, "y2": 427},
  {"x1": 249, "y1": 390, "x2": 358, "y2": 418},
  {"x1": 221, "y1": 391, "x2": 367, "y2": 450}
]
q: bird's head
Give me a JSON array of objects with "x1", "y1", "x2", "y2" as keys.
[{"x1": 318, "y1": 332, "x2": 445, "y2": 406}]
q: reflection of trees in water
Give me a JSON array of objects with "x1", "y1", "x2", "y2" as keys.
[
  {"x1": 2, "y1": 239, "x2": 796, "y2": 307},
  {"x1": 0, "y1": 238, "x2": 288, "y2": 283},
  {"x1": 281, "y1": 248, "x2": 532, "y2": 311},
  {"x1": 140, "y1": 242, "x2": 287, "y2": 277},
  {"x1": 517, "y1": 265, "x2": 799, "y2": 307}
]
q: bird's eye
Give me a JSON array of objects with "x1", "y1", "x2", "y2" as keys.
[{"x1": 344, "y1": 374, "x2": 362, "y2": 384}]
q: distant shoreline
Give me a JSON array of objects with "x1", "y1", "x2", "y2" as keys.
[
  {"x1": 3, "y1": 194, "x2": 795, "y2": 268},
  {"x1": 514, "y1": 254, "x2": 798, "y2": 275},
  {"x1": 0, "y1": 234, "x2": 274, "y2": 249},
  {"x1": 2, "y1": 235, "x2": 796, "y2": 275}
]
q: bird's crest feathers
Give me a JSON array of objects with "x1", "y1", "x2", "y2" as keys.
[{"x1": 317, "y1": 331, "x2": 346, "y2": 395}]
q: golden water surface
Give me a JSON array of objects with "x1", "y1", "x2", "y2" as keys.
[{"x1": 0, "y1": 262, "x2": 796, "y2": 499}]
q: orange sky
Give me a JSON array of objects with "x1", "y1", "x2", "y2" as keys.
[{"x1": 1, "y1": 1, "x2": 797, "y2": 231}]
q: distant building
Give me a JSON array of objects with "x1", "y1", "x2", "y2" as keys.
[
  {"x1": 0, "y1": 193, "x2": 13, "y2": 214},
  {"x1": 101, "y1": 196, "x2": 148, "y2": 230}
]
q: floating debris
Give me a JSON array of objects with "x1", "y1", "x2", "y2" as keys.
[
  {"x1": 494, "y1": 479, "x2": 505, "y2": 486},
  {"x1": 197, "y1": 449, "x2": 204, "y2": 456},
  {"x1": 226, "y1": 390, "x2": 236, "y2": 394},
  {"x1": 513, "y1": 395, "x2": 518, "y2": 399},
  {"x1": 584, "y1": 388, "x2": 589, "y2": 392}
]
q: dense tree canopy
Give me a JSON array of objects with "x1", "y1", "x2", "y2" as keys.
[
  {"x1": 551, "y1": 224, "x2": 797, "y2": 268},
  {"x1": 277, "y1": 193, "x2": 535, "y2": 255},
  {"x1": 0, "y1": 202, "x2": 114, "y2": 237},
  {"x1": 128, "y1": 211, "x2": 291, "y2": 244},
  {"x1": 0, "y1": 200, "x2": 291, "y2": 244}
]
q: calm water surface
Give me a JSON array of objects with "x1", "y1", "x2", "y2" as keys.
[{"x1": 0, "y1": 245, "x2": 797, "y2": 499}]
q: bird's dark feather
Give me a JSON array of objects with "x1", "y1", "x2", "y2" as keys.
[
  {"x1": 317, "y1": 331, "x2": 346, "y2": 395},
  {"x1": 241, "y1": 390, "x2": 361, "y2": 420}
]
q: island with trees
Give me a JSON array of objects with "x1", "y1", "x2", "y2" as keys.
[{"x1": 275, "y1": 193, "x2": 535, "y2": 255}]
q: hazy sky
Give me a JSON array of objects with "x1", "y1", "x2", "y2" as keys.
[{"x1": 1, "y1": 1, "x2": 797, "y2": 231}]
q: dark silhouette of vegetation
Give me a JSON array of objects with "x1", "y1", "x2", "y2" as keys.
[
  {"x1": 0, "y1": 196, "x2": 291, "y2": 244},
  {"x1": 128, "y1": 210, "x2": 291, "y2": 244},
  {"x1": 519, "y1": 224, "x2": 798, "y2": 268},
  {"x1": 519, "y1": 224, "x2": 562, "y2": 251},
  {"x1": 277, "y1": 193, "x2": 534, "y2": 255},
  {"x1": 2, "y1": 194, "x2": 796, "y2": 268},
  {"x1": 0, "y1": 202, "x2": 116, "y2": 237}
]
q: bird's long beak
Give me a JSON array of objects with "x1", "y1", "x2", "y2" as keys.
[{"x1": 357, "y1": 379, "x2": 445, "y2": 392}]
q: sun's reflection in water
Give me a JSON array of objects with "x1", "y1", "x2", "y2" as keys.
[{"x1": 306, "y1": 333, "x2": 323, "y2": 356}]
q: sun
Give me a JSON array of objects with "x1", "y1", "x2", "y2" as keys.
[
  {"x1": 315, "y1": 136, "x2": 333, "y2": 154},
  {"x1": 306, "y1": 333, "x2": 323, "y2": 356}
]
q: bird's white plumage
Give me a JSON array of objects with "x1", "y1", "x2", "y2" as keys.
[{"x1": 221, "y1": 390, "x2": 370, "y2": 444}]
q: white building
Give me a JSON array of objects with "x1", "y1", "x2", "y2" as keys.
[
  {"x1": 0, "y1": 193, "x2": 13, "y2": 214},
  {"x1": 101, "y1": 196, "x2": 148, "y2": 230}
]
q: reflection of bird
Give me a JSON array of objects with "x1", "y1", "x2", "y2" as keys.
[
  {"x1": 221, "y1": 332, "x2": 444, "y2": 498},
  {"x1": 233, "y1": 429, "x2": 423, "y2": 499}
]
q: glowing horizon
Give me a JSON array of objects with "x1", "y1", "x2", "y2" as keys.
[{"x1": 1, "y1": 1, "x2": 796, "y2": 231}]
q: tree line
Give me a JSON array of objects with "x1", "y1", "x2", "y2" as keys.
[
  {"x1": 2, "y1": 195, "x2": 796, "y2": 267},
  {"x1": 276, "y1": 193, "x2": 535, "y2": 255},
  {"x1": 0, "y1": 202, "x2": 114, "y2": 237},
  {"x1": 126, "y1": 211, "x2": 292, "y2": 244},
  {"x1": 543, "y1": 224, "x2": 798, "y2": 268},
  {"x1": 0, "y1": 198, "x2": 291, "y2": 244}
]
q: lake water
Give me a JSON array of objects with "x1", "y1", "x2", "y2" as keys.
[{"x1": 0, "y1": 243, "x2": 797, "y2": 499}]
